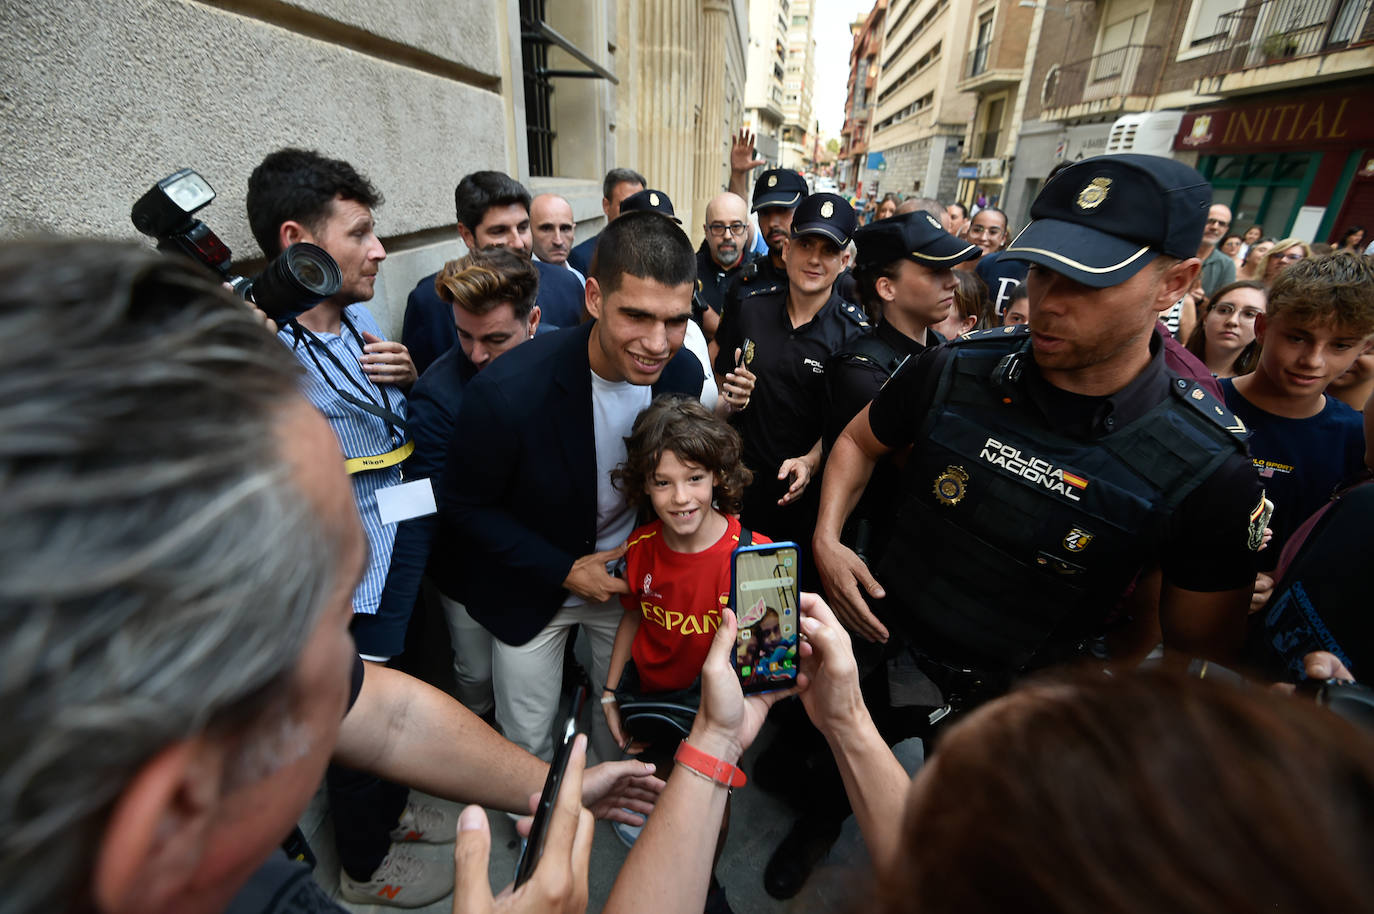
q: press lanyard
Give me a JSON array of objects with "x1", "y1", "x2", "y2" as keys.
[{"x1": 287, "y1": 315, "x2": 409, "y2": 467}]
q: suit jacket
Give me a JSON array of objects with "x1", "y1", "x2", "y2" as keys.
[{"x1": 436, "y1": 322, "x2": 704, "y2": 645}]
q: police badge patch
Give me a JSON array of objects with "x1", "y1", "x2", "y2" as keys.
[
  {"x1": 1062, "y1": 527, "x2": 1094, "y2": 552},
  {"x1": 933, "y1": 466, "x2": 969, "y2": 506},
  {"x1": 1076, "y1": 177, "x2": 1111, "y2": 211},
  {"x1": 768, "y1": 175, "x2": 778, "y2": 187},
  {"x1": 821, "y1": 200, "x2": 834, "y2": 218},
  {"x1": 649, "y1": 192, "x2": 660, "y2": 206},
  {"x1": 742, "y1": 338, "x2": 756, "y2": 368}
]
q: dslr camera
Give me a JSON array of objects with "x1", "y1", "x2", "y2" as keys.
[{"x1": 132, "y1": 168, "x2": 341, "y2": 324}]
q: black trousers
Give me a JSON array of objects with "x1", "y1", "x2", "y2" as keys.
[{"x1": 327, "y1": 764, "x2": 410, "y2": 881}]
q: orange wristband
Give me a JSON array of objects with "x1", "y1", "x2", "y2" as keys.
[{"x1": 675, "y1": 740, "x2": 747, "y2": 788}]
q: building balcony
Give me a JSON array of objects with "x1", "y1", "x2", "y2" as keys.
[
  {"x1": 957, "y1": 39, "x2": 1025, "y2": 92},
  {"x1": 1195, "y1": 0, "x2": 1374, "y2": 95},
  {"x1": 1041, "y1": 44, "x2": 1164, "y2": 121}
]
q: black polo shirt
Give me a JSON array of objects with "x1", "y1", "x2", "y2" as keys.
[
  {"x1": 696, "y1": 245, "x2": 755, "y2": 315},
  {"x1": 714, "y1": 288, "x2": 871, "y2": 483},
  {"x1": 868, "y1": 330, "x2": 1261, "y2": 593},
  {"x1": 823, "y1": 320, "x2": 943, "y2": 451},
  {"x1": 720, "y1": 255, "x2": 788, "y2": 319}
]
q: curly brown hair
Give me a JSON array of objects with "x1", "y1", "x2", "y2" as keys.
[{"x1": 612, "y1": 395, "x2": 753, "y2": 516}]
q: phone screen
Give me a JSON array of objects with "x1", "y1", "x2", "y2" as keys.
[
  {"x1": 513, "y1": 686, "x2": 585, "y2": 887},
  {"x1": 731, "y1": 543, "x2": 800, "y2": 694}
]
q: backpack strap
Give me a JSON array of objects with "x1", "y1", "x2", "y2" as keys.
[{"x1": 738, "y1": 526, "x2": 753, "y2": 548}]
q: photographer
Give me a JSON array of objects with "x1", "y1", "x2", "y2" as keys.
[{"x1": 247, "y1": 148, "x2": 434, "y2": 905}]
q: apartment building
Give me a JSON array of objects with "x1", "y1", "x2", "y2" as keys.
[
  {"x1": 745, "y1": 0, "x2": 793, "y2": 164},
  {"x1": 839, "y1": 0, "x2": 889, "y2": 193},
  {"x1": 780, "y1": 0, "x2": 819, "y2": 170},
  {"x1": 865, "y1": 0, "x2": 978, "y2": 201}
]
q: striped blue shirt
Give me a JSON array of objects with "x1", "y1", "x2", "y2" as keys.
[{"x1": 279, "y1": 305, "x2": 406, "y2": 616}]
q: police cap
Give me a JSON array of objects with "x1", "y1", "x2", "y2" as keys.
[
  {"x1": 619, "y1": 188, "x2": 682, "y2": 223},
  {"x1": 852, "y1": 211, "x2": 980, "y2": 271},
  {"x1": 1002, "y1": 153, "x2": 1211, "y2": 288},
  {"x1": 789, "y1": 193, "x2": 857, "y2": 248},
  {"x1": 752, "y1": 169, "x2": 808, "y2": 212}
]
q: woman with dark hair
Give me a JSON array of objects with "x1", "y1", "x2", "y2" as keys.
[
  {"x1": 1184, "y1": 280, "x2": 1266, "y2": 378},
  {"x1": 929, "y1": 269, "x2": 987, "y2": 337},
  {"x1": 1337, "y1": 225, "x2": 1365, "y2": 253}
]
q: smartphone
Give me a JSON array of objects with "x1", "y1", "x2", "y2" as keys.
[
  {"x1": 730, "y1": 541, "x2": 801, "y2": 694},
  {"x1": 513, "y1": 686, "x2": 586, "y2": 887}
]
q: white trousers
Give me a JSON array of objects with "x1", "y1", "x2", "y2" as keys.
[
  {"x1": 438, "y1": 593, "x2": 495, "y2": 716},
  {"x1": 491, "y1": 598, "x2": 622, "y2": 762}
]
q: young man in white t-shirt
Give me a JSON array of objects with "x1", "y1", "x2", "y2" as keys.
[{"x1": 439, "y1": 211, "x2": 754, "y2": 762}]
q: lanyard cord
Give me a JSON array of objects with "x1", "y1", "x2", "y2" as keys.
[{"x1": 288, "y1": 316, "x2": 408, "y2": 442}]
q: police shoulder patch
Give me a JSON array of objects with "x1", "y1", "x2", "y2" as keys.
[
  {"x1": 1171, "y1": 379, "x2": 1248, "y2": 438},
  {"x1": 742, "y1": 280, "x2": 785, "y2": 301},
  {"x1": 839, "y1": 301, "x2": 871, "y2": 329}
]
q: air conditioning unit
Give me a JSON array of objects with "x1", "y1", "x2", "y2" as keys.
[{"x1": 1105, "y1": 111, "x2": 1185, "y2": 156}]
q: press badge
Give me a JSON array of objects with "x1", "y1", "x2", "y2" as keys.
[{"x1": 377, "y1": 478, "x2": 437, "y2": 526}]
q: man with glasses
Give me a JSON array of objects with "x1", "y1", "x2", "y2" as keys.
[
  {"x1": 696, "y1": 191, "x2": 755, "y2": 340},
  {"x1": 1199, "y1": 203, "x2": 1236, "y2": 297}
]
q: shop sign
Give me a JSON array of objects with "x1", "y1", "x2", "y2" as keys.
[{"x1": 1175, "y1": 91, "x2": 1368, "y2": 153}]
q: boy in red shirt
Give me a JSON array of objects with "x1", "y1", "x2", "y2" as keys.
[{"x1": 604, "y1": 395, "x2": 764, "y2": 747}]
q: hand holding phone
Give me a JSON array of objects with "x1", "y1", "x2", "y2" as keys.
[
  {"x1": 452, "y1": 725, "x2": 594, "y2": 914},
  {"x1": 730, "y1": 542, "x2": 801, "y2": 694},
  {"x1": 514, "y1": 687, "x2": 586, "y2": 887}
]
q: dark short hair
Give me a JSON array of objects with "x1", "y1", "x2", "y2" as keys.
[
  {"x1": 590, "y1": 211, "x2": 696, "y2": 295},
  {"x1": 603, "y1": 168, "x2": 647, "y2": 200},
  {"x1": 454, "y1": 171, "x2": 531, "y2": 233},
  {"x1": 247, "y1": 148, "x2": 383, "y2": 258},
  {"x1": 853, "y1": 258, "x2": 901, "y2": 319},
  {"x1": 435, "y1": 247, "x2": 539, "y2": 319},
  {"x1": 612, "y1": 395, "x2": 752, "y2": 516},
  {"x1": 947, "y1": 201, "x2": 968, "y2": 219}
]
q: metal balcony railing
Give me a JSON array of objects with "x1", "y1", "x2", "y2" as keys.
[
  {"x1": 967, "y1": 40, "x2": 992, "y2": 77},
  {"x1": 1043, "y1": 44, "x2": 1163, "y2": 110},
  {"x1": 1201, "y1": 0, "x2": 1372, "y2": 78}
]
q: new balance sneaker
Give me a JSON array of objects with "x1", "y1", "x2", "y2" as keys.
[
  {"x1": 389, "y1": 798, "x2": 459, "y2": 844},
  {"x1": 338, "y1": 847, "x2": 452, "y2": 908}
]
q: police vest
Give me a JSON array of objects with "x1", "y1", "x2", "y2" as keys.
[{"x1": 876, "y1": 329, "x2": 1248, "y2": 672}]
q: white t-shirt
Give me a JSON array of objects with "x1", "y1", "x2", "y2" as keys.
[
  {"x1": 563, "y1": 371, "x2": 653, "y2": 606},
  {"x1": 683, "y1": 321, "x2": 719, "y2": 410}
]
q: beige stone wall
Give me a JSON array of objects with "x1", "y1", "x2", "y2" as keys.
[{"x1": 1, "y1": 0, "x2": 511, "y2": 336}]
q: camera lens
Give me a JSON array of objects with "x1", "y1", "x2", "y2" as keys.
[{"x1": 246, "y1": 242, "x2": 342, "y2": 323}]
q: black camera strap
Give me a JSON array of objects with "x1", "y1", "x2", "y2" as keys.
[{"x1": 286, "y1": 316, "x2": 408, "y2": 443}]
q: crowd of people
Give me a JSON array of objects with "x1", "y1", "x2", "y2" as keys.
[{"x1": 4, "y1": 133, "x2": 1374, "y2": 914}]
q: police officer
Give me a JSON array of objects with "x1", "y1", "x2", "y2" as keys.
[
  {"x1": 719, "y1": 168, "x2": 806, "y2": 315},
  {"x1": 821, "y1": 212, "x2": 982, "y2": 573},
  {"x1": 711, "y1": 192, "x2": 870, "y2": 581},
  {"x1": 815, "y1": 154, "x2": 1263, "y2": 696}
]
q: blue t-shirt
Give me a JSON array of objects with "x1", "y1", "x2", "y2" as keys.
[{"x1": 1220, "y1": 378, "x2": 1365, "y2": 569}]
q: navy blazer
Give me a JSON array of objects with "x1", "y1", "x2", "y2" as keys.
[
  {"x1": 436, "y1": 322, "x2": 704, "y2": 645},
  {"x1": 401, "y1": 261, "x2": 586, "y2": 376}
]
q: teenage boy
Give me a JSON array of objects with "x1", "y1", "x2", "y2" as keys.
[{"x1": 1220, "y1": 252, "x2": 1374, "y2": 604}]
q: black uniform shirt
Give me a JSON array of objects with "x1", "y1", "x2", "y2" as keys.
[
  {"x1": 867, "y1": 330, "x2": 1262, "y2": 593},
  {"x1": 696, "y1": 246, "x2": 756, "y2": 315},
  {"x1": 720, "y1": 255, "x2": 788, "y2": 319},
  {"x1": 714, "y1": 287, "x2": 871, "y2": 477},
  {"x1": 823, "y1": 320, "x2": 943, "y2": 451}
]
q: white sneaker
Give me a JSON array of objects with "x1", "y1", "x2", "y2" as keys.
[
  {"x1": 389, "y1": 798, "x2": 458, "y2": 844},
  {"x1": 338, "y1": 847, "x2": 452, "y2": 908}
]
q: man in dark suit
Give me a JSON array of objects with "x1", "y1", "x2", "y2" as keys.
[
  {"x1": 402, "y1": 171, "x2": 585, "y2": 374},
  {"x1": 438, "y1": 210, "x2": 704, "y2": 761}
]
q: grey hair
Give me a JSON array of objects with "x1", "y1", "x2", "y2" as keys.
[
  {"x1": 896, "y1": 196, "x2": 945, "y2": 221},
  {"x1": 0, "y1": 240, "x2": 347, "y2": 912}
]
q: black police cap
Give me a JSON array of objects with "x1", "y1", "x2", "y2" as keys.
[
  {"x1": 789, "y1": 193, "x2": 857, "y2": 248},
  {"x1": 619, "y1": 188, "x2": 681, "y2": 223},
  {"x1": 852, "y1": 211, "x2": 980, "y2": 271},
  {"x1": 752, "y1": 169, "x2": 808, "y2": 212},
  {"x1": 1002, "y1": 153, "x2": 1212, "y2": 288}
]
